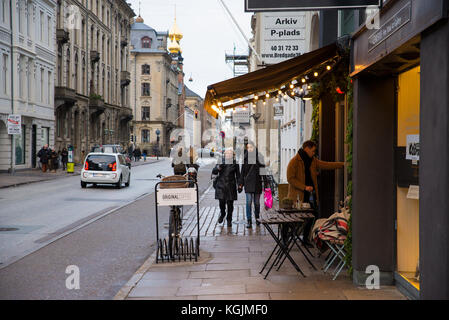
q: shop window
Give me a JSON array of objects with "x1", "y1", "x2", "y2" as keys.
[
  {"x1": 142, "y1": 107, "x2": 150, "y2": 121},
  {"x1": 42, "y1": 127, "x2": 49, "y2": 145},
  {"x1": 15, "y1": 125, "x2": 26, "y2": 165}
]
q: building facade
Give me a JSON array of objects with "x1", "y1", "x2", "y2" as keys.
[
  {"x1": 0, "y1": 0, "x2": 57, "y2": 172},
  {"x1": 54, "y1": 0, "x2": 135, "y2": 163},
  {"x1": 129, "y1": 15, "x2": 180, "y2": 156}
]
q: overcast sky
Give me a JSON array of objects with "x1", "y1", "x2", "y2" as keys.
[{"x1": 127, "y1": 0, "x2": 253, "y2": 99}]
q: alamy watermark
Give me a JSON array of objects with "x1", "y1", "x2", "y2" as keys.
[
  {"x1": 65, "y1": 265, "x2": 80, "y2": 290},
  {"x1": 365, "y1": 265, "x2": 380, "y2": 290}
]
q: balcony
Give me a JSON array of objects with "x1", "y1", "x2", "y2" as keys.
[
  {"x1": 120, "y1": 71, "x2": 131, "y2": 87},
  {"x1": 55, "y1": 86, "x2": 76, "y2": 108},
  {"x1": 120, "y1": 35, "x2": 128, "y2": 48},
  {"x1": 90, "y1": 50, "x2": 100, "y2": 64},
  {"x1": 89, "y1": 95, "x2": 105, "y2": 117},
  {"x1": 56, "y1": 29, "x2": 70, "y2": 45}
]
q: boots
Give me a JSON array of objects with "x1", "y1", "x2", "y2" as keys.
[
  {"x1": 246, "y1": 220, "x2": 252, "y2": 229},
  {"x1": 218, "y1": 214, "x2": 225, "y2": 224}
]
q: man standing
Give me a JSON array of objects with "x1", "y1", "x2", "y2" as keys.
[
  {"x1": 37, "y1": 144, "x2": 50, "y2": 173},
  {"x1": 287, "y1": 140, "x2": 344, "y2": 246}
]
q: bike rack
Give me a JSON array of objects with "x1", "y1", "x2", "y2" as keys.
[{"x1": 154, "y1": 180, "x2": 200, "y2": 263}]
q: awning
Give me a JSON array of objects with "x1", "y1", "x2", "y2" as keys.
[{"x1": 204, "y1": 43, "x2": 343, "y2": 119}]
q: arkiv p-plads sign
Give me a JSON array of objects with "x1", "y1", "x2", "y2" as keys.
[{"x1": 245, "y1": 0, "x2": 381, "y2": 11}]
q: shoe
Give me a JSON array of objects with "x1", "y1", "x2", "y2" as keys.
[
  {"x1": 218, "y1": 215, "x2": 225, "y2": 224},
  {"x1": 246, "y1": 222, "x2": 252, "y2": 229},
  {"x1": 256, "y1": 221, "x2": 261, "y2": 226},
  {"x1": 227, "y1": 221, "x2": 232, "y2": 227}
]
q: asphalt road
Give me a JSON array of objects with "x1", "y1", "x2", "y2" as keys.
[{"x1": 0, "y1": 159, "x2": 215, "y2": 299}]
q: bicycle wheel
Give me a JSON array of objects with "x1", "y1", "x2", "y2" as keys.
[{"x1": 168, "y1": 208, "x2": 177, "y2": 260}]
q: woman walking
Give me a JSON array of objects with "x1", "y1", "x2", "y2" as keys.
[
  {"x1": 238, "y1": 142, "x2": 266, "y2": 229},
  {"x1": 212, "y1": 148, "x2": 240, "y2": 227},
  {"x1": 61, "y1": 147, "x2": 68, "y2": 171}
]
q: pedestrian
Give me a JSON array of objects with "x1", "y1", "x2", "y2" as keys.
[
  {"x1": 49, "y1": 148, "x2": 59, "y2": 173},
  {"x1": 287, "y1": 140, "x2": 344, "y2": 247},
  {"x1": 61, "y1": 147, "x2": 68, "y2": 171},
  {"x1": 238, "y1": 141, "x2": 267, "y2": 229},
  {"x1": 142, "y1": 150, "x2": 147, "y2": 161},
  {"x1": 37, "y1": 144, "x2": 50, "y2": 173},
  {"x1": 212, "y1": 148, "x2": 241, "y2": 228},
  {"x1": 133, "y1": 147, "x2": 141, "y2": 162}
]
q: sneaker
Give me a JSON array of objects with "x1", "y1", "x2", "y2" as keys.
[{"x1": 246, "y1": 223, "x2": 252, "y2": 229}]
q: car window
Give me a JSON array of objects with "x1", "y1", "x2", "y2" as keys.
[
  {"x1": 85, "y1": 155, "x2": 116, "y2": 171},
  {"x1": 103, "y1": 146, "x2": 115, "y2": 153}
]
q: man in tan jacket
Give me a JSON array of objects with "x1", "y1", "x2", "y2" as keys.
[{"x1": 287, "y1": 140, "x2": 344, "y2": 246}]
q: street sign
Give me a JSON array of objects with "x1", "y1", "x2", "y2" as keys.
[
  {"x1": 7, "y1": 114, "x2": 21, "y2": 135},
  {"x1": 260, "y1": 12, "x2": 306, "y2": 64},
  {"x1": 274, "y1": 104, "x2": 284, "y2": 120},
  {"x1": 157, "y1": 188, "x2": 198, "y2": 206},
  {"x1": 245, "y1": 0, "x2": 381, "y2": 11}
]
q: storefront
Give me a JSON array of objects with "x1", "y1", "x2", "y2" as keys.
[{"x1": 350, "y1": 0, "x2": 448, "y2": 299}]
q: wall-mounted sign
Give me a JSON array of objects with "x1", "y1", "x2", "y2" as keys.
[
  {"x1": 368, "y1": 2, "x2": 412, "y2": 51},
  {"x1": 260, "y1": 12, "x2": 306, "y2": 64},
  {"x1": 157, "y1": 188, "x2": 197, "y2": 206},
  {"x1": 7, "y1": 114, "x2": 21, "y2": 135},
  {"x1": 245, "y1": 0, "x2": 381, "y2": 12},
  {"x1": 406, "y1": 134, "x2": 419, "y2": 161},
  {"x1": 274, "y1": 104, "x2": 284, "y2": 120}
]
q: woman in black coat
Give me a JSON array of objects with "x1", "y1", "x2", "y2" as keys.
[
  {"x1": 238, "y1": 142, "x2": 266, "y2": 228},
  {"x1": 212, "y1": 148, "x2": 240, "y2": 227}
]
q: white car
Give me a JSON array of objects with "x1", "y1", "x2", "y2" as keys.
[{"x1": 81, "y1": 153, "x2": 131, "y2": 189}]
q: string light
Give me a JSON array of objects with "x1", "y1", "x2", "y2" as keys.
[
  {"x1": 314, "y1": 72, "x2": 319, "y2": 77},
  {"x1": 278, "y1": 90, "x2": 282, "y2": 95},
  {"x1": 254, "y1": 95, "x2": 259, "y2": 100},
  {"x1": 289, "y1": 83, "x2": 294, "y2": 89},
  {"x1": 301, "y1": 78, "x2": 306, "y2": 83},
  {"x1": 327, "y1": 65, "x2": 331, "y2": 71},
  {"x1": 217, "y1": 102, "x2": 222, "y2": 107},
  {"x1": 265, "y1": 92, "x2": 270, "y2": 98}
]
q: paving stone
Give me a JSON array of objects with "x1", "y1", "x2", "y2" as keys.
[
  {"x1": 206, "y1": 263, "x2": 261, "y2": 271},
  {"x1": 189, "y1": 270, "x2": 250, "y2": 279},
  {"x1": 142, "y1": 271, "x2": 190, "y2": 280},
  {"x1": 246, "y1": 281, "x2": 318, "y2": 293},
  {"x1": 128, "y1": 286, "x2": 179, "y2": 298},
  {"x1": 269, "y1": 290, "x2": 347, "y2": 300},
  {"x1": 197, "y1": 293, "x2": 270, "y2": 300},
  {"x1": 177, "y1": 284, "x2": 246, "y2": 296},
  {"x1": 137, "y1": 278, "x2": 203, "y2": 288},
  {"x1": 207, "y1": 257, "x2": 249, "y2": 264},
  {"x1": 342, "y1": 288, "x2": 408, "y2": 300}
]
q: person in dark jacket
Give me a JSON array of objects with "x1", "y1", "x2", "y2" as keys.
[
  {"x1": 133, "y1": 147, "x2": 141, "y2": 162},
  {"x1": 37, "y1": 144, "x2": 50, "y2": 172},
  {"x1": 238, "y1": 142, "x2": 267, "y2": 229},
  {"x1": 212, "y1": 148, "x2": 241, "y2": 227},
  {"x1": 61, "y1": 148, "x2": 68, "y2": 170},
  {"x1": 49, "y1": 148, "x2": 59, "y2": 172}
]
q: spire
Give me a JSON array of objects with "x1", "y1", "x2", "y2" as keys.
[
  {"x1": 169, "y1": 4, "x2": 183, "y2": 42},
  {"x1": 135, "y1": 1, "x2": 144, "y2": 23}
]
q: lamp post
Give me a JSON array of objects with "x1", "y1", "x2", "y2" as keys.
[{"x1": 156, "y1": 129, "x2": 160, "y2": 160}]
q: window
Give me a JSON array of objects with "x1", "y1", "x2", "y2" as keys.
[
  {"x1": 3, "y1": 53, "x2": 8, "y2": 95},
  {"x1": 48, "y1": 71, "x2": 52, "y2": 104},
  {"x1": 142, "y1": 107, "x2": 150, "y2": 121},
  {"x1": 141, "y1": 37, "x2": 151, "y2": 48},
  {"x1": 15, "y1": 125, "x2": 26, "y2": 165},
  {"x1": 141, "y1": 64, "x2": 150, "y2": 75},
  {"x1": 141, "y1": 130, "x2": 149, "y2": 143},
  {"x1": 40, "y1": 68, "x2": 44, "y2": 102},
  {"x1": 47, "y1": 16, "x2": 51, "y2": 45},
  {"x1": 141, "y1": 83, "x2": 150, "y2": 96},
  {"x1": 40, "y1": 11, "x2": 43, "y2": 41}
]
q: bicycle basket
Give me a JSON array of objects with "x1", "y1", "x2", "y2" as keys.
[{"x1": 160, "y1": 175, "x2": 190, "y2": 189}]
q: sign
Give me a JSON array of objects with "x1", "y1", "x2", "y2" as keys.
[
  {"x1": 274, "y1": 104, "x2": 284, "y2": 120},
  {"x1": 260, "y1": 12, "x2": 306, "y2": 64},
  {"x1": 406, "y1": 134, "x2": 419, "y2": 161},
  {"x1": 157, "y1": 188, "x2": 197, "y2": 206},
  {"x1": 407, "y1": 185, "x2": 419, "y2": 200},
  {"x1": 368, "y1": 2, "x2": 411, "y2": 51},
  {"x1": 245, "y1": 0, "x2": 381, "y2": 12},
  {"x1": 7, "y1": 114, "x2": 21, "y2": 135},
  {"x1": 232, "y1": 108, "x2": 250, "y2": 124}
]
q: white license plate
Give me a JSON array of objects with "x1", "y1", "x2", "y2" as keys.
[{"x1": 93, "y1": 173, "x2": 104, "y2": 177}]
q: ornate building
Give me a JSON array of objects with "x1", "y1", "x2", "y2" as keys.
[
  {"x1": 54, "y1": 0, "x2": 135, "y2": 163},
  {"x1": 0, "y1": 0, "x2": 57, "y2": 172},
  {"x1": 129, "y1": 15, "x2": 183, "y2": 156}
]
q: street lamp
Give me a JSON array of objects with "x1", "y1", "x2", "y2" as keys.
[{"x1": 156, "y1": 129, "x2": 161, "y2": 160}]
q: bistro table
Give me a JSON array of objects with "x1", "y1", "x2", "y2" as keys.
[{"x1": 258, "y1": 205, "x2": 317, "y2": 279}]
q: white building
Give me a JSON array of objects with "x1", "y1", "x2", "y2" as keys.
[{"x1": 0, "y1": 0, "x2": 57, "y2": 172}]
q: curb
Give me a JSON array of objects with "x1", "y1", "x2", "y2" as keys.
[{"x1": 113, "y1": 183, "x2": 214, "y2": 300}]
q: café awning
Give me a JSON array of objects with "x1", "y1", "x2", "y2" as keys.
[{"x1": 204, "y1": 43, "x2": 343, "y2": 119}]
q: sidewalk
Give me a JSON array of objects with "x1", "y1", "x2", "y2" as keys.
[
  {"x1": 115, "y1": 187, "x2": 407, "y2": 300},
  {"x1": 0, "y1": 158, "x2": 164, "y2": 189}
]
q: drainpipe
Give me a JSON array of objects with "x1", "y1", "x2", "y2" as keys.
[{"x1": 9, "y1": 0, "x2": 15, "y2": 174}]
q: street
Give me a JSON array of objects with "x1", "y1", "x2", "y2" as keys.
[{"x1": 0, "y1": 159, "x2": 215, "y2": 299}]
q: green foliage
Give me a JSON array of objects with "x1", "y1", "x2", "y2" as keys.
[{"x1": 89, "y1": 93, "x2": 103, "y2": 100}]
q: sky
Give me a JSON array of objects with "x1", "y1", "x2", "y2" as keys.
[{"x1": 127, "y1": 0, "x2": 253, "y2": 99}]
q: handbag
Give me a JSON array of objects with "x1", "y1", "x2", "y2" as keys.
[{"x1": 264, "y1": 188, "x2": 273, "y2": 209}]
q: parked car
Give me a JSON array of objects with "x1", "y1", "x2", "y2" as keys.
[{"x1": 81, "y1": 153, "x2": 131, "y2": 189}]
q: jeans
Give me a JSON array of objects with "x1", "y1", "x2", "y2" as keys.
[
  {"x1": 219, "y1": 200, "x2": 234, "y2": 222},
  {"x1": 245, "y1": 193, "x2": 261, "y2": 223}
]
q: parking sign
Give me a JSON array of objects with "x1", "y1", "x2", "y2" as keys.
[{"x1": 7, "y1": 115, "x2": 21, "y2": 135}]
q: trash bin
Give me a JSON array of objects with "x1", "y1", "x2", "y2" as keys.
[{"x1": 67, "y1": 162, "x2": 74, "y2": 173}]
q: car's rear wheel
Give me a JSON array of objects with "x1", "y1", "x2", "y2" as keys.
[
  {"x1": 125, "y1": 173, "x2": 131, "y2": 187},
  {"x1": 81, "y1": 181, "x2": 87, "y2": 188},
  {"x1": 116, "y1": 175, "x2": 122, "y2": 189}
]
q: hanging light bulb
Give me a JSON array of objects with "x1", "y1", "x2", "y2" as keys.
[
  {"x1": 217, "y1": 101, "x2": 222, "y2": 107},
  {"x1": 254, "y1": 95, "x2": 259, "y2": 100},
  {"x1": 263, "y1": 100, "x2": 266, "y2": 105},
  {"x1": 301, "y1": 78, "x2": 306, "y2": 83},
  {"x1": 314, "y1": 72, "x2": 319, "y2": 77},
  {"x1": 307, "y1": 85, "x2": 312, "y2": 90},
  {"x1": 289, "y1": 83, "x2": 294, "y2": 89},
  {"x1": 265, "y1": 92, "x2": 270, "y2": 98},
  {"x1": 327, "y1": 65, "x2": 331, "y2": 71},
  {"x1": 278, "y1": 90, "x2": 282, "y2": 95}
]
